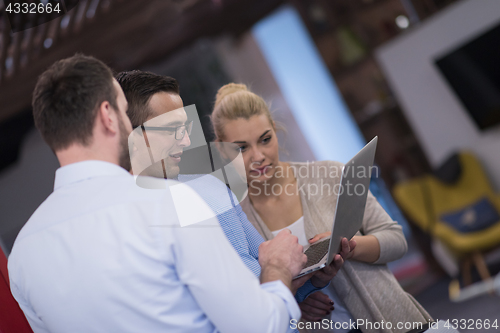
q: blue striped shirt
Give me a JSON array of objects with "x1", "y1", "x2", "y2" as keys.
[{"x1": 179, "y1": 174, "x2": 322, "y2": 304}]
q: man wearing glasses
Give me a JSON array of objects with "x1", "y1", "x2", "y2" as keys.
[
  {"x1": 118, "y1": 71, "x2": 193, "y2": 180},
  {"x1": 136, "y1": 116, "x2": 193, "y2": 179},
  {"x1": 116, "y1": 71, "x2": 342, "y2": 310}
]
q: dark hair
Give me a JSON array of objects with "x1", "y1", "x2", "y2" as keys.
[
  {"x1": 115, "y1": 70, "x2": 179, "y2": 128},
  {"x1": 32, "y1": 54, "x2": 118, "y2": 151}
]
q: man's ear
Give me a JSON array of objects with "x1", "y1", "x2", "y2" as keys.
[{"x1": 97, "y1": 101, "x2": 118, "y2": 135}]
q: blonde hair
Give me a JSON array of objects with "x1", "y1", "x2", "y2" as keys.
[{"x1": 212, "y1": 83, "x2": 275, "y2": 140}]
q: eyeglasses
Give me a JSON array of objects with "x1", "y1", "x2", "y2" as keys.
[{"x1": 141, "y1": 120, "x2": 193, "y2": 140}]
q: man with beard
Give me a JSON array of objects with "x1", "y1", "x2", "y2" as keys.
[{"x1": 8, "y1": 55, "x2": 309, "y2": 333}]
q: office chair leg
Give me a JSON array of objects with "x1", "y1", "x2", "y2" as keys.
[
  {"x1": 471, "y1": 251, "x2": 491, "y2": 282},
  {"x1": 461, "y1": 256, "x2": 472, "y2": 286}
]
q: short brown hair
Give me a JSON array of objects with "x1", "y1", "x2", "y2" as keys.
[
  {"x1": 115, "y1": 70, "x2": 179, "y2": 128},
  {"x1": 32, "y1": 54, "x2": 118, "y2": 151}
]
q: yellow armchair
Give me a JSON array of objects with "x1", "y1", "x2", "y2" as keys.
[{"x1": 393, "y1": 152, "x2": 500, "y2": 284}]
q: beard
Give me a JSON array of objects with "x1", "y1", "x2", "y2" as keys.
[{"x1": 118, "y1": 115, "x2": 132, "y2": 172}]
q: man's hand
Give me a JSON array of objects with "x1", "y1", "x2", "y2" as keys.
[
  {"x1": 299, "y1": 292, "x2": 334, "y2": 322},
  {"x1": 259, "y1": 229, "x2": 308, "y2": 290}
]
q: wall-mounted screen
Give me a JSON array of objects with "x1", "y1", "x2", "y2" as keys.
[{"x1": 435, "y1": 22, "x2": 500, "y2": 131}]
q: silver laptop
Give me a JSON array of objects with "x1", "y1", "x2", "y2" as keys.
[{"x1": 294, "y1": 136, "x2": 378, "y2": 279}]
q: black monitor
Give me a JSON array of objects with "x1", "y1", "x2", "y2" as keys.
[{"x1": 435, "y1": 22, "x2": 500, "y2": 131}]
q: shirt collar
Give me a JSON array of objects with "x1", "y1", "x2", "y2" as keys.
[{"x1": 54, "y1": 160, "x2": 132, "y2": 190}]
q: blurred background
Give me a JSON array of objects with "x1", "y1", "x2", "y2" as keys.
[{"x1": 1, "y1": 0, "x2": 500, "y2": 330}]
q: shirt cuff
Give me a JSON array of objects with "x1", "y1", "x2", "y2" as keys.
[
  {"x1": 261, "y1": 280, "x2": 301, "y2": 326},
  {"x1": 294, "y1": 279, "x2": 330, "y2": 303}
]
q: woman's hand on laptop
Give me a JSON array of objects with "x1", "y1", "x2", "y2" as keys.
[
  {"x1": 348, "y1": 235, "x2": 379, "y2": 263},
  {"x1": 339, "y1": 237, "x2": 356, "y2": 260},
  {"x1": 308, "y1": 232, "x2": 330, "y2": 244}
]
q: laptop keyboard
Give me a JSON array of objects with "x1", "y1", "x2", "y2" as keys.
[{"x1": 304, "y1": 238, "x2": 330, "y2": 267}]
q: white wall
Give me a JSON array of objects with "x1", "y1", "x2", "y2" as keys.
[
  {"x1": 215, "y1": 33, "x2": 316, "y2": 163},
  {"x1": 376, "y1": 0, "x2": 500, "y2": 189}
]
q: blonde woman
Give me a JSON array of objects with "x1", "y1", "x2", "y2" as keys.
[{"x1": 211, "y1": 83, "x2": 431, "y2": 333}]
